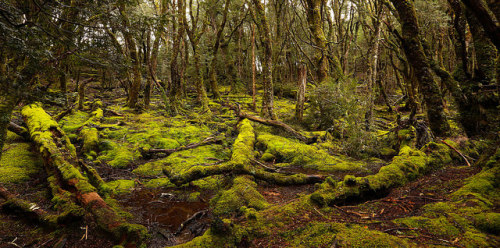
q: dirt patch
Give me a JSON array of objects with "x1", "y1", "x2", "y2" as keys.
[{"x1": 117, "y1": 187, "x2": 211, "y2": 247}]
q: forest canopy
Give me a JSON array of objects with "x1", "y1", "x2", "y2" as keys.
[{"x1": 0, "y1": 0, "x2": 499, "y2": 247}]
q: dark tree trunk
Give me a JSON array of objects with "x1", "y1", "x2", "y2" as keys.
[{"x1": 390, "y1": 0, "x2": 450, "y2": 136}]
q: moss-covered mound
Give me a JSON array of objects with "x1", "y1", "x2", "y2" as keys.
[{"x1": 256, "y1": 133, "x2": 364, "y2": 172}]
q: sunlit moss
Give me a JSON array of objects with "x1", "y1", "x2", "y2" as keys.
[{"x1": 0, "y1": 143, "x2": 42, "y2": 184}]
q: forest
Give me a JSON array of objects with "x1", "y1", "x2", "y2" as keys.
[{"x1": 0, "y1": 0, "x2": 499, "y2": 247}]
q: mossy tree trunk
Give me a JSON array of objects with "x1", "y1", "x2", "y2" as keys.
[
  {"x1": 251, "y1": 0, "x2": 276, "y2": 119},
  {"x1": 390, "y1": 0, "x2": 450, "y2": 136},
  {"x1": 460, "y1": 0, "x2": 500, "y2": 49},
  {"x1": 0, "y1": 91, "x2": 17, "y2": 159},
  {"x1": 169, "y1": 0, "x2": 185, "y2": 115},
  {"x1": 447, "y1": 0, "x2": 471, "y2": 81},
  {"x1": 466, "y1": 11, "x2": 498, "y2": 85},
  {"x1": 119, "y1": 3, "x2": 142, "y2": 109},
  {"x1": 251, "y1": 23, "x2": 257, "y2": 111},
  {"x1": 305, "y1": 0, "x2": 329, "y2": 83},
  {"x1": 208, "y1": 0, "x2": 230, "y2": 100},
  {"x1": 183, "y1": 0, "x2": 210, "y2": 112}
]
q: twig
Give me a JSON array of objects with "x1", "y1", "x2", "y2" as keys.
[
  {"x1": 313, "y1": 207, "x2": 330, "y2": 220},
  {"x1": 439, "y1": 140, "x2": 471, "y2": 167}
]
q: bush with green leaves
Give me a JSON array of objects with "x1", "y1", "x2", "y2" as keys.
[{"x1": 307, "y1": 78, "x2": 378, "y2": 157}]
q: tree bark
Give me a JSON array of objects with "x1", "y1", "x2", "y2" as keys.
[
  {"x1": 251, "y1": 23, "x2": 257, "y2": 111},
  {"x1": 305, "y1": 0, "x2": 329, "y2": 82},
  {"x1": 208, "y1": 0, "x2": 231, "y2": 100},
  {"x1": 390, "y1": 0, "x2": 450, "y2": 136},
  {"x1": 251, "y1": 0, "x2": 276, "y2": 119},
  {"x1": 295, "y1": 64, "x2": 307, "y2": 121},
  {"x1": 0, "y1": 92, "x2": 17, "y2": 159},
  {"x1": 119, "y1": 3, "x2": 142, "y2": 109},
  {"x1": 460, "y1": 0, "x2": 500, "y2": 49}
]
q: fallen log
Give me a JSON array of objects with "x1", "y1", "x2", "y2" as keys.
[
  {"x1": 165, "y1": 119, "x2": 324, "y2": 186},
  {"x1": 0, "y1": 187, "x2": 55, "y2": 226},
  {"x1": 21, "y1": 103, "x2": 147, "y2": 246},
  {"x1": 309, "y1": 142, "x2": 460, "y2": 207},
  {"x1": 228, "y1": 103, "x2": 312, "y2": 143},
  {"x1": 141, "y1": 136, "x2": 223, "y2": 158}
]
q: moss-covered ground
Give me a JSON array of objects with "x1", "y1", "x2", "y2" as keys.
[{"x1": 0, "y1": 86, "x2": 498, "y2": 247}]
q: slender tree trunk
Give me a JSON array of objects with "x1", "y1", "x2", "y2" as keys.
[
  {"x1": 295, "y1": 64, "x2": 307, "y2": 121},
  {"x1": 251, "y1": 23, "x2": 257, "y2": 111},
  {"x1": 252, "y1": 0, "x2": 276, "y2": 119},
  {"x1": 390, "y1": 0, "x2": 450, "y2": 136}
]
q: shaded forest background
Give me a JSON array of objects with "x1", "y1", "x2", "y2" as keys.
[{"x1": 0, "y1": 0, "x2": 499, "y2": 247}]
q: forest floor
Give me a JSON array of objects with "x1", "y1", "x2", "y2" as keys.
[{"x1": 0, "y1": 85, "x2": 499, "y2": 248}]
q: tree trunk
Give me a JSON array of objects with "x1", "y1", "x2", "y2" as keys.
[
  {"x1": 169, "y1": 0, "x2": 185, "y2": 115},
  {"x1": 252, "y1": 0, "x2": 276, "y2": 119},
  {"x1": 460, "y1": 0, "x2": 500, "y2": 49},
  {"x1": 208, "y1": 0, "x2": 231, "y2": 100},
  {"x1": 251, "y1": 23, "x2": 257, "y2": 111},
  {"x1": 0, "y1": 92, "x2": 17, "y2": 159},
  {"x1": 295, "y1": 64, "x2": 307, "y2": 121},
  {"x1": 305, "y1": 0, "x2": 329, "y2": 82},
  {"x1": 390, "y1": 0, "x2": 450, "y2": 136},
  {"x1": 119, "y1": 4, "x2": 142, "y2": 109},
  {"x1": 466, "y1": 11, "x2": 498, "y2": 85}
]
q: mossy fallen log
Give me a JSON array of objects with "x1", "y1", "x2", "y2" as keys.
[
  {"x1": 21, "y1": 103, "x2": 147, "y2": 246},
  {"x1": 309, "y1": 142, "x2": 459, "y2": 206},
  {"x1": 0, "y1": 186, "x2": 57, "y2": 226},
  {"x1": 165, "y1": 119, "x2": 324, "y2": 186}
]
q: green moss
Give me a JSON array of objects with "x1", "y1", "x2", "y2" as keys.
[
  {"x1": 132, "y1": 161, "x2": 166, "y2": 177},
  {"x1": 397, "y1": 216, "x2": 461, "y2": 237},
  {"x1": 106, "y1": 179, "x2": 136, "y2": 194},
  {"x1": 5, "y1": 130, "x2": 23, "y2": 143},
  {"x1": 231, "y1": 119, "x2": 255, "y2": 165},
  {"x1": 192, "y1": 176, "x2": 224, "y2": 191},
  {"x1": 98, "y1": 141, "x2": 136, "y2": 168},
  {"x1": 260, "y1": 152, "x2": 275, "y2": 161},
  {"x1": 0, "y1": 143, "x2": 42, "y2": 184},
  {"x1": 452, "y1": 166, "x2": 500, "y2": 207},
  {"x1": 81, "y1": 128, "x2": 99, "y2": 152},
  {"x1": 211, "y1": 176, "x2": 269, "y2": 216},
  {"x1": 59, "y1": 110, "x2": 89, "y2": 133},
  {"x1": 163, "y1": 145, "x2": 228, "y2": 175},
  {"x1": 143, "y1": 177, "x2": 174, "y2": 188},
  {"x1": 256, "y1": 133, "x2": 363, "y2": 172},
  {"x1": 473, "y1": 212, "x2": 500, "y2": 235}
]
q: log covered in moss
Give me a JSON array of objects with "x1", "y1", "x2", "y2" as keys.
[{"x1": 21, "y1": 103, "x2": 147, "y2": 246}]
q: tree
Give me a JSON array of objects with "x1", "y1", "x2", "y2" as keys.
[
  {"x1": 389, "y1": 0, "x2": 450, "y2": 136},
  {"x1": 251, "y1": 0, "x2": 276, "y2": 119}
]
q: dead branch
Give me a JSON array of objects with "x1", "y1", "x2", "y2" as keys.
[
  {"x1": 228, "y1": 103, "x2": 312, "y2": 143},
  {"x1": 7, "y1": 122, "x2": 30, "y2": 140},
  {"x1": 439, "y1": 139, "x2": 471, "y2": 167}
]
